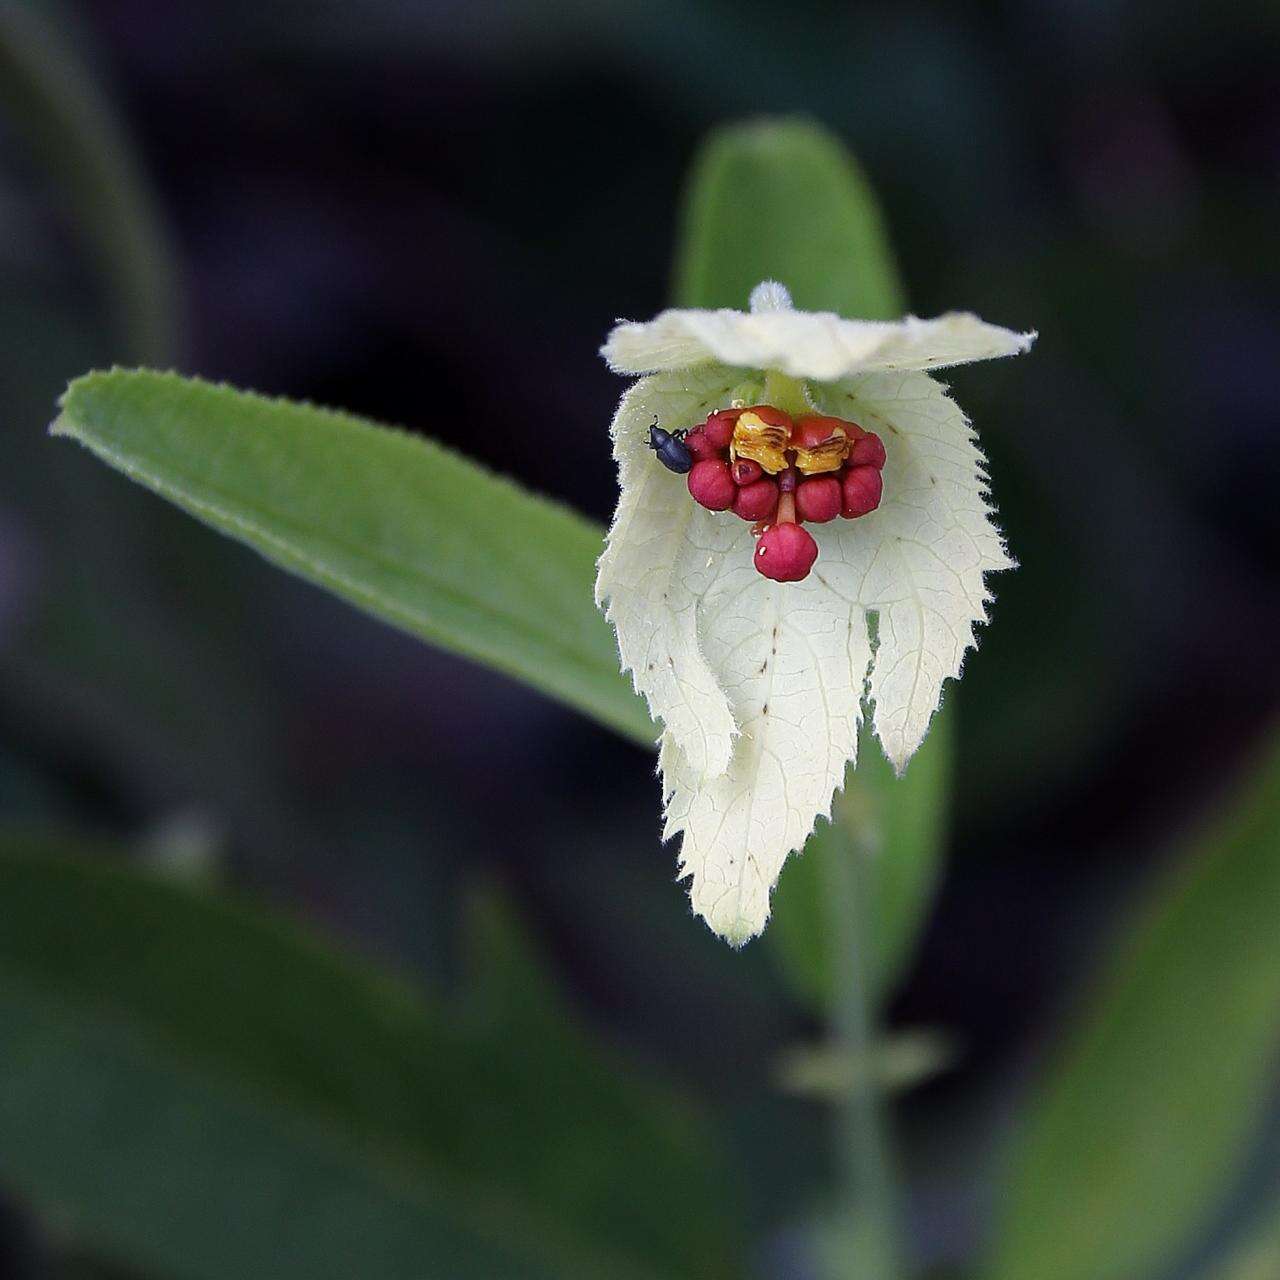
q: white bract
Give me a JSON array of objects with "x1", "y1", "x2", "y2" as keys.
[{"x1": 597, "y1": 282, "x2": 1034, "y2": 945}]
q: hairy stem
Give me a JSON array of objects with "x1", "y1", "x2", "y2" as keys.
[{"x1": 822, "y1": 780, "x2": 902, "y2": 1280}]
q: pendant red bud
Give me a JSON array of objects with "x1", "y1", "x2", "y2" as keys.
[
  {"x1": 754, "y1": 522, "x2": 819, "y2": 582},
  {"x1": 731, "y1": 458, "x2": 763, "y2": 486},
  {"x1": 687, "y1": 458, "x2": 737, "y2": 511}
]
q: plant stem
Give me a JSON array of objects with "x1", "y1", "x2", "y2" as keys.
[{"x1": 822, "y1": 780, "x2": 902, "y2": 1280}]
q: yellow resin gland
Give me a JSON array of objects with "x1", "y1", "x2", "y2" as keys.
[
  {"x1": 729, "y1": 408, "x2": 855, "y2": 476},
  {"x1": 729, "y1": 409, "x2": 791, "y2": 474},
  {"x1": 790, "y1": 417, "x2": 852, "y2": 475}
]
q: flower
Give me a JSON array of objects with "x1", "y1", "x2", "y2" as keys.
[{"x1": 596, "y1": 281, "x2": 1034, "y2": 945}]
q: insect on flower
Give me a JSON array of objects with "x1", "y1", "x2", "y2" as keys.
[
  {"x1": 597, "y1": 281, "x2": 1034, "y2": 944},
  {"x1": 646, "y1": 418, "x2": 694, "y2": 474}
]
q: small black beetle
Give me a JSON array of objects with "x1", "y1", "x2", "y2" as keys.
[{"x1": 647, "y1": 418, "x2": 693, "y2": 474}]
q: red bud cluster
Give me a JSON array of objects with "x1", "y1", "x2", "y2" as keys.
[{"x1": 680, "y1": 404, "x2": 886, "y2": 582}]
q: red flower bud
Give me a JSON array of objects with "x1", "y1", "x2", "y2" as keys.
[
  {"x1": 732, "y1": 478, "x2": 779, "y2": 522},
  {"x1": 841, "y1": 465, "x2": 883, "y2": 518},
  {"x1": 796, "y1": 476, "x2": 842, "y2": 523},
  {"x1": 848, "y1": 431, "x2": 886, "y2": 470},
  {"x1": 754, "y1": 522, "x2": 819, "y2": 582},
  {"x1": 687, "y1": 458, "x2": 736, "y2": 511},
  {"x1": 703, "y1": 409, "x2": 742, "y2": 450},
  {"x1": 684, "y1": 428, "x2": 721, "y2": 462},
  {"x1": 731, "y1": 458, "x2": 763, "y2": 486}
]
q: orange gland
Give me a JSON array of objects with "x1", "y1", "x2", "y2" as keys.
[
  {"x1": 791, "y1": 415, "x2": 851, "y2": 474},
  {"x1": 729, "y1": 405, "x2": 793, "y2": 474}
]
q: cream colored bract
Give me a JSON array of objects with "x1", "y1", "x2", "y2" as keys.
[{"x1": 597, "y1": 283, "x2": 1033, "y2": 944}]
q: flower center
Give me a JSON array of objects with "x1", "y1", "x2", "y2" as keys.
[{"x1": 672, "y1": 400, "x2": 887, "y2": 582}]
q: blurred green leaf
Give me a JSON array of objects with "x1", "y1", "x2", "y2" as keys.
[
  {"x1": 0, "y1": 11, "x2": 314, "y2": 866},
  {"x1": 0, "y1": 7, "x2": 176, "y2": 362},
  {"x1": 1197, "y1": 1190, "x2": 1280, "y2": 1280},
  {"x1": 986, "y1": 726, "x2": 1280, "y2": 1280},
  {"x1": 0, "y1": 834, "x2": 738, "y2": 1280},
  {"x1": 769, "y1": 714, "x2": 952, "y2": 1011},
  {"x1": 52, "y1": 369, "x2": 654, "y2": 747},
  {"x1": 674, "y1": 118, "x2": 905, "y2": 317}
]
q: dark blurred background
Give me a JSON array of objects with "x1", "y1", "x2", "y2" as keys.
[{"x1": 1, "y1": 0, "x2": 1278, "y2": 1274}]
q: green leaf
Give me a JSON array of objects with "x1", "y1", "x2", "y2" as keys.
[
  {"x1": 768, "y1": 712, "x2": 952, "y2": 1011},
  {"x1": 985, "y1": 726, "x2": 1280, "y2": 1280},
  {"x1": 674, "y1": 118, "x2": 906, "y2": 317},
  {"x1": 52, "y1": 369, "x2": 654, "y2": 747},
  {"x1": 47, "y1": 120, "x2": 909, "y2": 768},
  {"x1": 0, "y1": 834, "x2": 738, "y2": 1280},
  {"x1": 1195, "y1": 1190, "x2": 1280, "y2": 1280}
]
